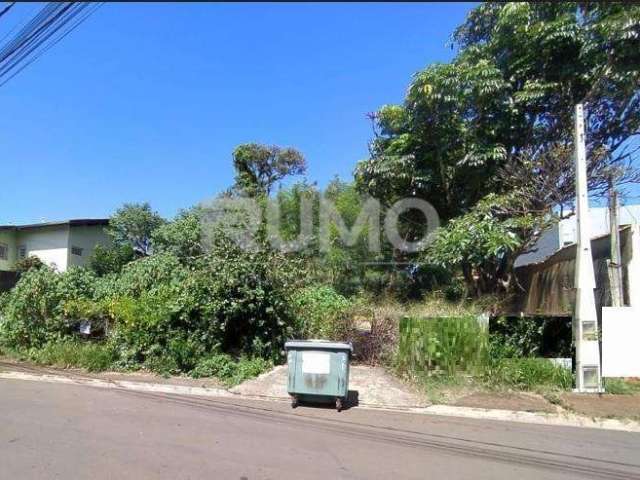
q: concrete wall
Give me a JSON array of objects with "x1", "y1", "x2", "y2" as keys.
[
  {"x1": 67, "y1": 225, "x2": 112, "y2": 268},
  {"x1": 0, "y1": 229, "x2": 17, "y2": 271},
  {"x1": 602, "y1": 306, "x2": 640, "y2": 377},
  {"x1": 15, "y1": 225, "x2": 70, "y2": 272}
]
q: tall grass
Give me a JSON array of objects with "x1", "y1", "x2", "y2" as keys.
[
  {"x1": 397, "y1": 316, "x2": 489, "y2": 375},
  {"x1": 26, "y1": 340, "x2": 116, "y2": 372},
  {"x1": 397, "y1": 315, "x2": 573, "y2": 392},
  {"x1": 605, "y1": 378, "x2": 640, "y2": 395},
  {"x1": 484, "y1": 357, "x2": 572, "y2": 390}
]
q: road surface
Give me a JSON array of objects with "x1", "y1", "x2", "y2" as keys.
[{"x1": 1, "y1": 378, "x2": 639, "y2": 479}]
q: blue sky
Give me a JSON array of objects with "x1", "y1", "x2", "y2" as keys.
[{"x1": 0, "y1": 2, "x2": 474, "y2": 225}]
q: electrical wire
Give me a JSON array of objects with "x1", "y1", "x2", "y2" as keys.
[
  {"x1": 0, "y1": 2, "x2": 102, "y2": 87},
  {"x1": 0, "y1": 2, "x2": 16, "y2": 20}
]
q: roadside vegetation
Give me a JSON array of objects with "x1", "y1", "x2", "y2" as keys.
[{"x1": 1, "y1": 3, "x2": 639, "y2": 396}]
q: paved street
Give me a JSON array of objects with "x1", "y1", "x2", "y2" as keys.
[{"x1": 1, "y1": 379, "x2": 640, "y2": 480}]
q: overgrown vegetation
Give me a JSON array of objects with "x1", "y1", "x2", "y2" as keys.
[
  {"x1": 605, "y1": 378, "x2": 640, "y2": 395},
  {"x1": 2, "y1": 3, "x2": 639, "y2": 395},
  {"x1": 396, "y1": 316, "x2": 573, "y2": 396},
  {"x1": 357, "y1": 3, "x2": 640, "y2": 296}
]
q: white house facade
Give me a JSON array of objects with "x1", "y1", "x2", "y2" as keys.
[{"x1": 0, "y1": 219, "x2": 111, "y2": 273}]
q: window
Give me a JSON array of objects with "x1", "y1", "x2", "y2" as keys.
[
  {"x1": 18, "y1": 245, "x2": 26, "y2": 259},
  {"x1": 71, "y1": 246, "x2": 83, "y2": 256},
  {"x1": 0, "y1": 243, "x2": 7, "y2": 260}
]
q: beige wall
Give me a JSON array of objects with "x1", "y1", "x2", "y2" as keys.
[
  {"x1": 16, "y1": 225, "x2": 70, "y2": 272},
  {"x1": 67, "y1": 225, "x2": 112, "y2": 268},
  {"x1": 0, "y1": 223, "x2": 111, "y2": 273},
  {"x1": 0, "y1": 229, "x2": 17, "y2": 271}
]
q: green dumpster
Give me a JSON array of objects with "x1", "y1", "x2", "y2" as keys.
[{"x1": 285, "y1": 340, "x2": 353, "y2": 411}]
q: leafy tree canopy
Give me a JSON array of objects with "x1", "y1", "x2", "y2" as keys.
[
  {"x1": 107, "y1": 202, "x2": 165, "y2": 256},
  {"x1": 233, "y1": 143, "x2": 306, "y2": 196},
  {"x1": 357, "y1": 2, "x2": 640, "y2": 220},
  {"x1": 152, "y1": 208, "x2": 203, "y2": 262}
]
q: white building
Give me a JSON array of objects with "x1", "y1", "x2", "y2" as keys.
[
  {"x1": 515, "y1": 205, "x2": 640, "y2": 267},
  {"x1": 0, "y1": 219, "x2": 111, "y2": 273}
]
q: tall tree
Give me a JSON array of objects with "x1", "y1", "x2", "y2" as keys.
[
  {"x1": 232, "y1": 143, "x2": 306, "y2": 197},
  {"x1": 107, "y1": 203, "x2": 165, "y2": 256},
  {"x1": 357, "y1": 2, "x2": 640, "y2": 220}
]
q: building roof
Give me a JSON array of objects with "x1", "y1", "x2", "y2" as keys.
[{"x1": 0, "y1": 219, "x2": 109, "y2": 231}]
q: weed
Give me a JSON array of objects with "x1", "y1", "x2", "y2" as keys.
[
  {"x1": 483, "y1": 357, "x2": 572, "y2": 391},
  {"x1": 190, "y1": 354, "x2": 272, "y2": 386},
  {"x1": 605, "y1": 378, "x2": 640, "y2": 395},
  {"x1": 397, "y1": 316, "x2": 489, "y2": 376},
  {"x1": 26, "y1": 340, "x2": 116, "y2": 372}
]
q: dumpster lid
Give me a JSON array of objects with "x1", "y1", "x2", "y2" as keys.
[{"x1": 285, "y1": 339, "x2": 353, "y2": 352}]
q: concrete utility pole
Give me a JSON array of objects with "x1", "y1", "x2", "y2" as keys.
[
  {"x1": 573, "y1": 103, "x2": 603, "y2": 393},
  {"x1": 608, "y1": 174, "x2": 624, "y2": 307}
]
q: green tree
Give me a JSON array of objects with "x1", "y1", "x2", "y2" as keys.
[
  {"x1": 232, "y1": 143, "x2": 306, "y2": 196},
  {"x1": 357, "y1": 2, "x2": 640, "y2": 220},
  {"x1": 107, "y1": 203, "x2": 165, "y2": 256},
  {"x1": 88, "y1": 244, "x2": 135, "y2": 276},
  {"x1": 273, "y1": 179, "x2": 380, "y2": 295},
  {"x1": 152, "y1": 209, "x2": 203, "y2": 263},
  {"x1": 424, "y1": 193, "x2": 545, "y2": 296}
]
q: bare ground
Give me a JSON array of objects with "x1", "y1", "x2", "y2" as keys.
[
  {"x1": 561, "y1": 393, "x2": 640, "y2": 420},
  {"x1": 230, "y1": 364, "x2": 429, "y2": 407},
  {"x1": 453, "y1": 392, "x2": 559, "y2": 413}
]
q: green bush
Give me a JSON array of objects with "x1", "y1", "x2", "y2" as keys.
[
  {"x1": 193, "y1": 238, "x2": 302, "y2": 358},
  {"x1": 191, "y1": 354, "x2": 271, "y2": 386},
  {"x1": 484, "y1": 357, "x2": 572, "y2": 391},
  {"x1": 0, "y1": 266, "x2": 97, "y2": 348},
  {"x1": 89, "y1": 244, "x2": 135, "y2": 276},
  {"x1": 151, "y1": 209, "x2": 203, "y2": 262},
  {"x1": 443, "y1": 281, "x2": 466, "y2": 302},
  {"x1": 0, "y1": 210, "x2": 306, "y2": 376},
  {"x1": 291, "y1": 285, "x2": 353, "y2": 339},
  {"x1": 605, "y1": 378, "x2": 640, "y2": 395},
  {"x1": 105, "y1": 286, "x2": 216, "y2": 371},
  {"x1": 191, "y1": 354, "x2": 237, "y2": 379},
  {"x1": 397, "y1": 316, "x2": 573, "y2": 391},
  {"x1": 491, "y1": 316, "x2": 572, "y2": 358},
  {"x1": 27, "y1": 340, "x2": 116, "y2": 372},
  {"x1": 109, "y1": 253, "x2": 188, "y2": 299}
]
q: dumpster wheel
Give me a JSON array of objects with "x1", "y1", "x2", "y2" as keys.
[
  {"x1": 291, "y1": 396, "x2": 298, "y2": 409},
  {"x1": 335, "y1": 397, "x2": 343, "y2": 412}
]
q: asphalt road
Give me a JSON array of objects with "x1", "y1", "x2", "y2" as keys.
[{"x1": 1, "y1": 379, "x2": 640, "y2": 480}]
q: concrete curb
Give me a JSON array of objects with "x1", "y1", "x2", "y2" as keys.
[{"x1": 2, "y1": 370, "x2": 639, "y2": 433}]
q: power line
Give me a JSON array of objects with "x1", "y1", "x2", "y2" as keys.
[
  {"x1": 0, "y1": 3, "x2": 102, "y2": 88},
  {"x1": 0, "y1": 2, "x2": 16, "y2": 20},
  {"x1": 0, "y1": 2, "x2": 102, "y2": 87}
]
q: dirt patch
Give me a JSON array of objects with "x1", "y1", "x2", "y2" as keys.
[
  {"x1": 230, "y1": 364, "x2": 428, "y2": 407},
  {"x1": 561, "y1": 393, "x2": 640, "y2": 420},
  {"x1": 453, "y1": 392, "x2": 558, "y2": 413}
]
